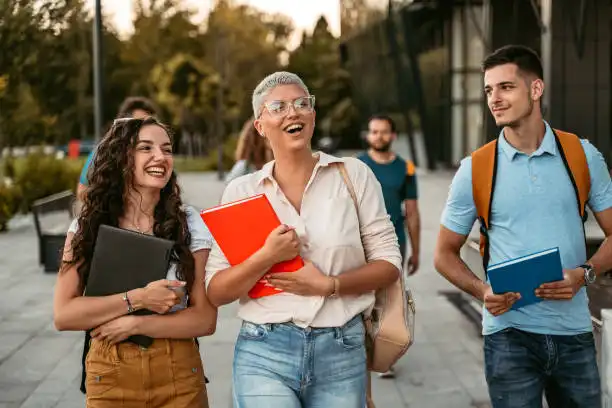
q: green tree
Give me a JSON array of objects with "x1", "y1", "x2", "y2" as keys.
[{"x1": 288, "y1": 16, "x2": 360, "y2": 146}]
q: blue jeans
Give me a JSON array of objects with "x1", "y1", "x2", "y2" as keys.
[
  {"x1": 232, "y1": 315, "x2": 367, "y2": 408},
  {"x1": 484, "y1": 328, "x2": 601, "y2": 408}
]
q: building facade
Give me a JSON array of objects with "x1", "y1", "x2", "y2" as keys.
[{"x1": 340, "y1": 0, "x2": 611, "y2": 169}]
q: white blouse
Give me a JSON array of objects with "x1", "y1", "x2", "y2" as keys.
[{"x1": 205, "y1": 152, "x2": 402, "y2": 328}]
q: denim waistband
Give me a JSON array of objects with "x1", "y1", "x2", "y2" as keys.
[{"x1": 245, "y1": 314, "x2": 363, "y2": 336}]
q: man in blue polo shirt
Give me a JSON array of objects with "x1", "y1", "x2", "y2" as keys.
[{"x1": 434, "y1": 45, "x2": 612, "y2": 407}]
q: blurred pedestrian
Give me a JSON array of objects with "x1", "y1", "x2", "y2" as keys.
[
  {"x1": 225, "y1": 116, "x2": 273, "y2": 183},
  {"x1": 358, "y1": 114, "x2": 420, "y2": 379}
]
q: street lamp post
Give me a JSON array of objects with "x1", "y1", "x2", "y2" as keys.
[{"x1": 93, "y1": 0, "x2": 104, "y2": 141}]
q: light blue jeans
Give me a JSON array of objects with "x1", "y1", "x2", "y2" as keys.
[{"x1": 232, "y1": 315, "x2": 367, "y2": 408}]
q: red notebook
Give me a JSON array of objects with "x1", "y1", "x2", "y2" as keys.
[{"x1": 200, "y1": 194, "x2": 304, "y2": 299}]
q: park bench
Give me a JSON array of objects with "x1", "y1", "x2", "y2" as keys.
[{"x1": 32, "y1": 190, "x2": 75, "y2": 273}]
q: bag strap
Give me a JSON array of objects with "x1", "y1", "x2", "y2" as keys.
[
  {"x1": 471, "y1": 139, "x2": 499, "y2": 274},
  {"x1": 553, "y1": 129, "x2": 590, "y2": 221},
  {"x1": 335, "y1": 162, "x2": 359, "y2": 215}
]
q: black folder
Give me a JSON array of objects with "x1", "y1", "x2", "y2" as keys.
[{"x1": 85, "y1": 224, "x2": 174, "y2": 347}]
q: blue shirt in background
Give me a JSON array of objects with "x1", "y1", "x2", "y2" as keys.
[
  {"x1": 79, "y1": 148, "x2": 96, "y2": 186},
  {"x1": 441, "y1": 121, "x2": 612, "y2": 336},
  {"x1": 357, "y1": 153, "x2": 418, "y2": 247}
]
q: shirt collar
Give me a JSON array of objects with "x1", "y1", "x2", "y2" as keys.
[
  {"x1": 255, "y1": 151, "x2": 345, "y2": 185},
  {"x1": 498, "y1": 120, "x2": 557, "y2": 161}
]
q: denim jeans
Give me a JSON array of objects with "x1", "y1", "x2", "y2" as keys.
[
  {"x1": 484, "y1": 328, "x2": 601, "y2": 408},
  {"x1": 232, "y1": 315, "x2": 367, "y2": 408}
]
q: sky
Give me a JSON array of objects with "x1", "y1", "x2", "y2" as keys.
[{"x1": 86, "y1": 0, "x2": 341, "y2": 48}]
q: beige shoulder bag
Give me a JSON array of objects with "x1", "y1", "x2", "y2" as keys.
[{"x1": 334, "y1": 162, "x2": 415, "y2": 373}]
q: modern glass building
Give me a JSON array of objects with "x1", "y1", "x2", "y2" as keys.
[{"x1": 340, "y1": 0, "x2": 611, "y2": 169}]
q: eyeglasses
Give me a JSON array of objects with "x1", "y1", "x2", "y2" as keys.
[{"x1": 262, "y1": 96, "x2": 315, "y2": 118}]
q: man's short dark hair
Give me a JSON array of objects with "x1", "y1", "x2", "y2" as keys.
[
  {"x1": 117, "y1": 96, "x2": 159, "y2": 118},
  {"x1": 368, "y1": 114, "x2": 396, "y2": 133},
  {"x1": 482, "y1": 45, "x2": 543, "y2": 80}
]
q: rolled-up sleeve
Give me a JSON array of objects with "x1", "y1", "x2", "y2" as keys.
[
  {"x1": 441, "y1": 157, "x2": 477, "y2": 235},
  {"x1": 346, "y1": 158, "x2": 402, "y2": 274},
  {"x1": 184, "y1": 205, "x2": 213, "y2": 253}
]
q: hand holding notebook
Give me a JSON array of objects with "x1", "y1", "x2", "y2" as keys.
[
  {"x1": 85, "y1": 224, "x2": 175, "y2": 347},
  {"x1": 487, "y1": 247, "x2": 564, "y2": 311},
  {"x1": 201, "y1": 194, "x2": 304, "y2": 298}
]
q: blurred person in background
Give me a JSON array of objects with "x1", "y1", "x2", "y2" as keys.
[
  {"x1": 225, "y1": 116, "x2": 274, "y2": 183},
  {"x1": 358, "y1": 114, "x2": 420, "y2": 379},
  {"x1": 76, "y1": 96, "x2": 159, "y2": 200},
  {"x1": 55, "y1": 116, "x2": 217, "y2": 407}
]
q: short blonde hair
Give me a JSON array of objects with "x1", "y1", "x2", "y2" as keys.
[{"x1": 252, "y1": 71, "x2": 310, "y2": 118}]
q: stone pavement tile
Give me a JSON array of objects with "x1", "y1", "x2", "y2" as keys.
[
  {"x1": 0, "y1": 276, "x2": 56, "y2": 319},
  {"x1": 18, "y1": 395, "x2": 57, "y2": 408},
  {"x1": 449, "y1": 360, "x2": 489, "y2": 392},
  {"x1": 399, "y1": 344, "x2": 447, "y2": 373},
  {"x1": 52, "y1": 385, "x2": 85, "y2": 408},
  {"x1": 370, "y1": 376, "x2": 407, "y2": 407},
  {"x1": 0, "y1": 335, "x2": 77, "y2": 384},
  {"x1": 396, "y1": 368, "x2": 464, "y2": 397},
  {"x1": 465, "y1": 385, "x2": 492, "y2": 406},
  {"x1": 200, "y1": 342, "x2": 234, "y2": 408},
  {"x1": 21, "y1": 338, "x2": 82, "y2": 407},
  {"x1": 198, "y1": 304, "x2": 240, "y2": 408},
  {"x1": 404, "y1": 389, "x2": 475, "y2": 408},
  {"x1": 0, "y1": 383, "x2": 38, "y2": 403},
  {"x1": 0, "y1": 334, "x2": 30, "y2": 363},
  {"x1": 0, "y1": 403, "x2": 21, "y2": 408},
  {"x1": 0, "y1": 308, "x2": 54, "y2": 335}
]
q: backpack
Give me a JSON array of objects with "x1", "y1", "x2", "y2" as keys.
[
  {"x1": 471, "y1": 129, "x2": 591, "y2": 272},
  {"x1": 334, "y1": 162, "x2": 415, "y2": 373}
]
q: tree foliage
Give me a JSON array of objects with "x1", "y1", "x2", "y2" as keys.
[{"x1": 0, "y1": 0, "x2": 359, "y2": 153}]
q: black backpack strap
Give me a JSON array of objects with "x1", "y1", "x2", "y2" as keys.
[{"x1": 80, "y1": 330, "x2": 91, "y2": 394}]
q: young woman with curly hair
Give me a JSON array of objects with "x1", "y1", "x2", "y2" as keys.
[{"x1": 53, "y1": 116, "x2": 217, "y2": 407}]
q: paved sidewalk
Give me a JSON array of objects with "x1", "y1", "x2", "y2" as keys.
[{"x1": 0, "y1": 170, "x2": 491, "y2": 408}]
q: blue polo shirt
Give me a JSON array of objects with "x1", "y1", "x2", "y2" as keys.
[{"x1": 441, "y1": 121, "x2": 612, "y2": 336}]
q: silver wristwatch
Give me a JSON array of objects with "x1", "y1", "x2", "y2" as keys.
[{"x1": 580, "y1": 264, "x2": 596, "y2": 286}]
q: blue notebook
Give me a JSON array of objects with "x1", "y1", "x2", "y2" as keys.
[{"x1": 487, "y1": 247, "x2": 563, "y2": 310}]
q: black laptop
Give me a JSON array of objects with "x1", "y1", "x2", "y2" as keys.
[{"x1": 85, "y1": 224, "x2": 175, "y2": 347}]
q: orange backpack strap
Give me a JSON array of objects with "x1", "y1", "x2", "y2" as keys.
[
  {"x1": 553, "y1": 129, "x2": 590, "y2": 220},
  {"x1": 406, "y1": 160, "x2": 416, "y2": 176},
  {"x1": 471, "y1": 139, "x2": 499, "y2": 272}
]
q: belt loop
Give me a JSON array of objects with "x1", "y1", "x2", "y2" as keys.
[
  {"x1": 334, "y1": 326, "x2": 342, "y2": 339},
  {"x1": 111, "y1": 342, "x2": 120, "y2": 364},
  {"x1": 165, "y1": 339, "x2": 171, "y2": 355}
]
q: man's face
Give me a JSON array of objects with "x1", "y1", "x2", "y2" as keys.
[
  {"x1": 484, "y1": 63, "x2": 543, "y2": 127},
  {"x1": 366, "y1": 119, "x2": 395, "y2": 152}
]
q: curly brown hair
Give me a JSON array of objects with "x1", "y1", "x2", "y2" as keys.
[{"x1": 66, "y1": 117, "x2": 195, "y2": 290}]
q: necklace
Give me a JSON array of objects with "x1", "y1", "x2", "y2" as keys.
[{"x1": 129, "y1": 219, "x2": 153, "y2": 235}]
